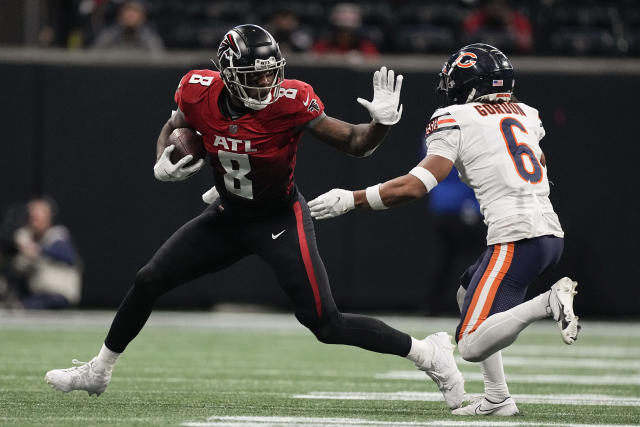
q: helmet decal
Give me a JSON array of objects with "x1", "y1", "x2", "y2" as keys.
[
  {"x1": 452, "y1": 52, "x2": 477, "y2": 69},
  {"x1": 217, "y1": 31, "x2": 242, "y2": 64},
  {"x1": 255, "y1": 57, "x2": 277, "y2": 70}
]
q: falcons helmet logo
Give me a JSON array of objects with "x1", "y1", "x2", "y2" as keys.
[{"x1": 217, "y1": 31, "x2": 242, "y2": 63}]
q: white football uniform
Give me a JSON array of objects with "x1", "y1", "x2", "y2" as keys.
[{"x1": 425, "y1": 102, "x2": 564, "y2": 245}]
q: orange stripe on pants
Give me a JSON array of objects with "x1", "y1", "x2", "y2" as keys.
[
  {"x1": 457, "y1": 246, "x2": 501, "y2": 341},
  {"x1": 468, "y1": 243, "x2": 514, "y2": 335}
]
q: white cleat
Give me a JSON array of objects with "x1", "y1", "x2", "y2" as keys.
[
  {"x1": 418, "y1": 332, "x2": 465, "y2": 409},
  {"x1": 452, "y1": 396, "x2": 519, "y2": 416},
  {"x1": 549, "y1": 277, "x2": 581, "y2": 345},
  {"x1": 44, "y1": 357, "x2": 111, "y2": 396}
]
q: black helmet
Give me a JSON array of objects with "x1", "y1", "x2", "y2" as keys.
[
  {"x1": 214, "y1": 24, "x2": 286, "y2": 110},
  {"x1": 436, "y1": 43, "x2": 514, "y2": 107}
]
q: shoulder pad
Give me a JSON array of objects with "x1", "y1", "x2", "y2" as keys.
[
  {"x1": 517, "y1": 103, "x2": 539, "y2": 118},
  {"x1": 278, "y1": 79, "x2": 308, "y2": 101},
  {"x1": 175, "y1": 69, "x2": 220, "y2": 105},
  {"x1": 278, "y1": 79, "x2": 322, "y2": 113}
]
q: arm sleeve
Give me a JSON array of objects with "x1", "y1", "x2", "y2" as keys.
[
  {"x1": 305, "y1": 111, "x2": 327, "y2": 129},
  {"x1": 424, "y1": 113, "x2": 461, "y2": 163}
]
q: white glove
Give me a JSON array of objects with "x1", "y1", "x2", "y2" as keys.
[
  {"x1": 153, "y1": 144, "x2": 204, "y2": 182},
  {"x1": 202, "y1": 185, "x2": 220, "y2": 204},
  {"x1": 357, "y1": 66, "x2": 403, "y2": 125},
  {"x1": 308, "y1": 189, "x2": 355, "y2": 220}
]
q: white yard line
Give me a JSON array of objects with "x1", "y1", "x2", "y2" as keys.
[
  {"x1": 0, "y1": 416, "x2": 166, "y2": 422},
  {"x1": 457, "y1": 356, "x2": 640, "y2": 370},
  {"x1": 293, "y1": 391, "x2": 640, "y2": 407},
  {"x1": 503, "y1": 345, "x2": 640, "y2": 358},
  {"x1": 182, "y1": 416, "x2": 422, "y2": 427},
  {"x1": 181, "y1": 416, "x2": 640, "y2": 427},
  {"x1": 2, "y1": 310, "x2": 640, "y2": 338},
  {"x1": 9, "y1": 368, "x2": 640, "y2": 386},
  {"x1": 376, "y1": 370, "x2": 640, "y2": 385}
]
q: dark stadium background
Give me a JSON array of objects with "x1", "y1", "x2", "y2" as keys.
[{"x1": 1, "y1": 0, "x2": 638, "y2": 317}]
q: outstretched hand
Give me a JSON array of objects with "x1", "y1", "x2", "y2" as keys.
[
  {"x1": 308, "y1": 189, "x2": 355, "y2": 220},
  {"x1": 357, "y1": 66, "x2": 403, "y2": 125}
]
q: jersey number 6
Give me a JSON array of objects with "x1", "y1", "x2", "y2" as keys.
[{"x1": 500, "y1": 117, "x2": 543, "y2": 184}]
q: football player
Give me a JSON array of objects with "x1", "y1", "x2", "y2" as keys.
[
  {"x1": 44, "y1": 24, "x2": 464, "y2": 409},
  {"x1": 308, "y1": 43, "x2": 580, "y2": 416}
]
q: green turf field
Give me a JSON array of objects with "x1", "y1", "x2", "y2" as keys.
[{"x1": 1, "y1": 310, "x2": 639, "y2": 426}]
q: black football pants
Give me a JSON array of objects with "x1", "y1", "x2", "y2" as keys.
[{"x1": 105, "y1": 193, "x2": 411, "y2": 356}]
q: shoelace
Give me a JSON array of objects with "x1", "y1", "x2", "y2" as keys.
[{"x1": 62, "y1": 359, "x2": 90, "y2": 373}]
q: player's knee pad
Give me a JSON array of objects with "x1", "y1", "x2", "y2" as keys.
[
  {"x1": 133, "y1": 263, "x2": 167, "y2": 300},
  {"x1": 457, "y1": 334, "x2": 489, "y2": 362},
  {"x1": 294, "y1": 311, "x2": 315, "y2": 329},
  {"x1": 311, "y1": 320, "x2": 339, "y2": 344},
  {"x1": 295, "y1": 310, "x2": 342, "y2": 344},
  {"x1": 457, "y1": 337, "x2": 480, "y2": 362}
]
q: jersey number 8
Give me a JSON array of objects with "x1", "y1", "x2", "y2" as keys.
[
  {"x1": 218, "y1": 151, "x2": 253, "y2": 199},
  {"x1": 500, "y1": 117, "x2": 543, "y2": 184}
]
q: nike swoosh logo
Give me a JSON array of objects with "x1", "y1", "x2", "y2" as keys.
[
  {"x1": 271, "y1": 230, "x2": 286, "y2": 239},
  {"x1": 475, "y1": 402, "x2": 510, "y2": 414},
  {"x1": 303, "y1": 93, "x2": 310, "y2": 106}
]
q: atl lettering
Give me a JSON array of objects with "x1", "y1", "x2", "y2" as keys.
[{"x1": 212, "y1": 135, "x2": 257, "y2": 152}]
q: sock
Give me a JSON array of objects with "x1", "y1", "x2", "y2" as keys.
[
  {"x1": 481, "y1": 351, "x2": 510, "y2": 402},
  {"x1": 406, "y1": 337, "x2": 435, "y2": 368},
  {"x1": 459, "y1": 291, "x2": 552, "y2": 361},
  {"x1": 514, "y1": 290, "x2": 552, "y2": 320},
  {"x1": 95, "y1": 343, "x2": 121, "y2": 372}
]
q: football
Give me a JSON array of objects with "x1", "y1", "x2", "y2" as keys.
[{"x1": 168, "y1": 127, "x2": 206, "y2": 166}]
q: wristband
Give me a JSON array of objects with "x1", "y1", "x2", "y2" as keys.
[
  {"x1": 409, "y1": 167, "x2": 438, "y2": 192},
  {"x1": 365, "y1": 184, "x2": 388, "y2": 210}
]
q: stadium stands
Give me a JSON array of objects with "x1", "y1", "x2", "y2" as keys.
[{"x1": 130, "y1": 0, "x2": 638, "y2": 56}]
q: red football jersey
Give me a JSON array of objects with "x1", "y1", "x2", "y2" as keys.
[{"x1": 174, "y1": 69, "x2": 325, "y2": 216}]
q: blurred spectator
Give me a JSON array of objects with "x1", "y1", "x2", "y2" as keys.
[
  {"x1": 3, "y1": 197, "x2": 82, "y2": 309},
  {"x1": 462, "y1": 0, "x2": 533, "y2": 54},
  {"x1": 312, "y1": 3, "x2": 379, "y2": 57},
  {"x1": 0, "y1": 204, "x2": 27, "y2": 302},
  {"x1": 38, "y1": 25, "x2": 57, "y2": 48},
  {"x1": 267, "y1": 8, "x2": 314, "y2": 54},
  {"x1": 92, "y1": 1, "x2": 164, "y2": 54}
]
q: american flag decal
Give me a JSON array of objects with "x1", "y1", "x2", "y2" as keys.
[{"x1": 492, "y1": 80, "x2": 504, "y2": 86}]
